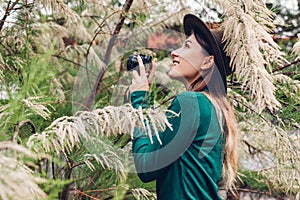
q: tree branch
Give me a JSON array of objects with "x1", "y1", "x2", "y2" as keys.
[
  {"x1": 242, "y1": 139, "x2": 263, "y2": 155},
  {"x1": 228, "y1": 96, "x2": 270, "y2": 123},
  {"x1": 0, "y1": 0, "x2": 20, "y2": 32},
  {"x1": 53, "y1": 54, "x2": 98, "y2": 77},
  {"x1": 85, "y1": 0, "x2": 134, "y2": 109},
  {"x1": 76, "y1": 189, "x2": 99, "y2": 200},
  {"x1": 273, "y1": 59, "x2": 300, "y2": 72}
]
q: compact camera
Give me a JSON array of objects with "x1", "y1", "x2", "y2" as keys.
[{"x1": 126, "y1": 54, "x2": 152, "y2": 74}]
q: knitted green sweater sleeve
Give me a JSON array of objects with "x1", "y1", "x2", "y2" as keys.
[{"x1": 130, "y1": 91, "x2": 200, "y2": 182}]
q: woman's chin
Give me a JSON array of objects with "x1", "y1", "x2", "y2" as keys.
[
  {"x1": 168, "y1": 69, "x2": 180, "y2": 80},
  {"x1": 168, "y1": 70, "x2": 187, "y2": 85}
]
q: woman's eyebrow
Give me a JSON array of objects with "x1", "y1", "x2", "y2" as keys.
[{"x1": 184, "y1": 39, "x2": 192, "y2": 45}]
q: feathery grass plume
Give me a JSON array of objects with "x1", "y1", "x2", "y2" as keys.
[
  {"x1": 35, "y1": 0, "x2": 80, "y2": 26},
  {"x1": 27, "y1": 104, "x2": 174, "y2": 195},
  {"x1": 273, "y1": 74, "x2": 300, "y2": 101},
  {"x1": 49, "y1": 78, "x2": 65, "y2": 100},
  {"x1": 0, "y1": 155, "x2": 47, "y2": 200},
  {"x1": 27, "y1": 104, "x2": 175, "y2": 155},
  {"x1": 0, "y1": 142, "x2": 47, "y2": 200},
  {"x1": 22, "y1": 96, "x2": 52, "y2": 120},
  {"x1": 32, "y1": 22, "x2": 69, "y2": 52},
  {"x1": 0, "y1": 141, "x2": 37, "y2": 158},
  {"x1": 2, "y1": 30, "x2": 28, "y2": 57},
  {"x1": 212, "y1": 0, "x2": 286, "y2": 113},
  {"x1": 292, "y1": 36, "x2": 300, "y2": 60},
  {"x1": 83, "y1": 151, "x2": 125, "y2": 177},
  {"x1": 81, "y1": 134, "x2": 132, "y2": 179},
  {"x1": 0, "y1": 104, "x2": 12, "y2": 126},
  {"x1": 239, "y1": 119, "x2": 300, "y2": 194},
  {"x1": 132, "y1": 0, "x2": 190, "y2": 27},
  {"x1": 227, "y1": 88, "x2": 257, "y2": 112},
  {"x1": 69, "y1": 21, "x2": 93, "y2": 44},
  {"x1": 62, "y1": 44, "x2": 106, "y2": 71},
  {"x1": 131, "y1": 188, "x2": 157, "y2": 200},
  {"x1": 27, "y1": 116, "x2": 80, "y2": 154}
]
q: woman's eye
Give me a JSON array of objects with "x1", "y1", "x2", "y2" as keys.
[
  {"x1": 184, "y1": 41, "x2": 191, "y2": 48},
  {"x1": 184, "y1": 43, "x2": 190, "y2": 48}
]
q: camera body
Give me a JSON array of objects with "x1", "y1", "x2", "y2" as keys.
[{"x1": 126, "y1": 54, "x2": 152, "y2": 74}]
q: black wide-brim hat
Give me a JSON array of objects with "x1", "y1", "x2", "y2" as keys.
[{"x1": 183, "y1": 14, "x2": 232, "y2": 91}]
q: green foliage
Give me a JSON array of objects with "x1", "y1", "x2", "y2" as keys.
[
  {"x1": 40, "y1": 179, "x2": 71, "y2": 200},
  {"x1": 276, "y1": 88, "x2": 300, "y2": 124},
  {"x1": 238, "y1": 170, "x2": 270, "y2": 192},
  {"x1": 238, "y1": 169, "x2": 288, "y2": 197},
  {"x1": 127, "y1": 173, "x2": 156, "y2": 191}
]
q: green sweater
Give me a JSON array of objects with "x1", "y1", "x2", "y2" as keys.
[{"x1": 131, "y1": 91, "x2": 225, "y2": 200}]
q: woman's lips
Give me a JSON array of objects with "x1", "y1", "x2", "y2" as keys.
[{"x1": 173, "y1": 59, "x2": 179, "y2": 66}]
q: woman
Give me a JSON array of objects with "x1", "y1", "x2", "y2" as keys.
[{"x1": 129, "y1": 14, "x2": 238, "y2": 200}]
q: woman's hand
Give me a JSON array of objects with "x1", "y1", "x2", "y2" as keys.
[{"x1": 129, "y1": 55, "x2": 156, "y2": 93}]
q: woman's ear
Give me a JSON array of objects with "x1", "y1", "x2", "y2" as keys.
[{"x1": 201, "y1": 56, "x2": 214, "y2": 70}]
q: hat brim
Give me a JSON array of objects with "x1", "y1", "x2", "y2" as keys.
[{"x1": 183, "y1": 14, "x2": 228, "y2": 91}]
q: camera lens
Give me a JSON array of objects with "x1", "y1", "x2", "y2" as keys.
[{"x1": 126, "y1": 54, "x2": 152, "y2": 72}]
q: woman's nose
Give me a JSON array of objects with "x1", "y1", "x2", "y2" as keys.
[{"x1": 171, "y1": 49, "x2": 179, "y2": 58}]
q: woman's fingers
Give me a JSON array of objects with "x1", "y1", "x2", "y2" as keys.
[
  {"x1": 137, "y1": 55, "x2": 147, "y2": 78},
  {"x1": 129, "y1": 55, "x2": 155, "y2": 92},
  {"x1": 132, "y1": 70, "x2": 140, "y2": 81}
]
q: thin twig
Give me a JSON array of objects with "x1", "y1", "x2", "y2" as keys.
[
  {"x1": 13, "y1": 120, "x2": 35, "y2": 143},
  {"x1": 60, "y1": 150, "x2": 74, "y2": 200},
  {"x1": 87, "y1": 1, "x2": 161, "y2": 52},
  {"x1": 0, "y1": 0, "x2": 20, "y2": 32},
  {"x1": 86, "y1": 169, "x2": 103, "y2": 189},
  {"x1": 118, "y1": 6, "x2": 188, "y2": 40},
  {"x1": 0, "y1": 19, "x2": 21, "y2": 26},
  {"x1": 228, "y1": 96, "x2": 270, "y2": 123},
  {"x1": 53, "y1": 54, "x2": 83, "y2": 67},
  {"x1": 241, "y1": 139, "x2": 276, "y2": 164},
  {"x1": 273, "y1": 59, "x2": 300, "y2": 72},
  {"x1": 76, "y1": 190, "x2": 100, "y2": 200},
  {"x1": 71, "y1": 158, "x2": 96, "y2": 170},
  {"x1": 85, "y1": 187, "x2": 117, "y2": 193},
  {"x1": 53, "y1": 54, "x2": 98, "y2": 76},
  {"x1": 242, "y1": 139, "x2": 263, "y2": 155}
]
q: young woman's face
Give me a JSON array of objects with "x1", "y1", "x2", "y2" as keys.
[{"x1": 168, "y1": 34, "x2": 212, "y2": 85}]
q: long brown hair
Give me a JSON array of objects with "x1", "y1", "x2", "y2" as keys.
[{"x1": 192, "y1": 31, "x2": 239, "y2": 192}]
